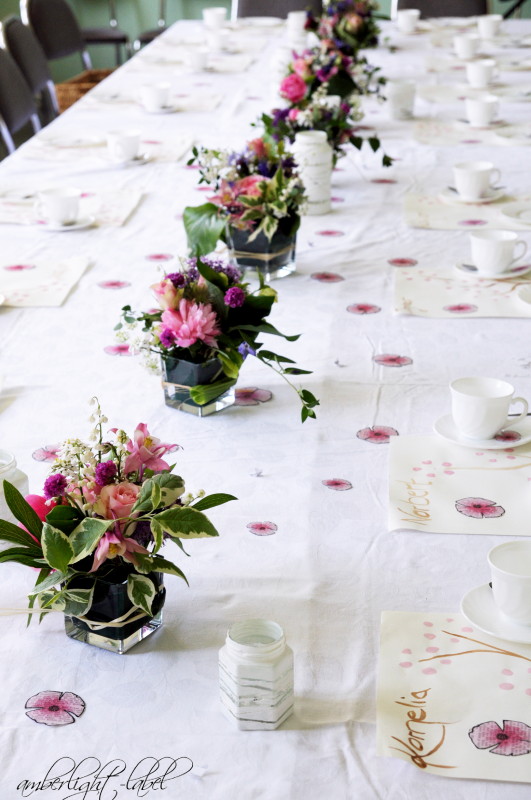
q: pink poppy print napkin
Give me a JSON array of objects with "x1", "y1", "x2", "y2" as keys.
[
  {"x1": 0, "y1": 256, "x2": 91, "y2": 306},
  {"x1": 404, "y1": 193, "x2": 531, "y2": 231},
  {"x1": 377, "y1": 611, "x2": 531, "y2": 782}
]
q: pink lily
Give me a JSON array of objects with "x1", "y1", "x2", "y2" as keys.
[
  {"x1": 123, "y1": 423, "x2": 178, "y2": 475},
  {"x1": 90, "y1": 529, "x2": 149, "y2": 572}
]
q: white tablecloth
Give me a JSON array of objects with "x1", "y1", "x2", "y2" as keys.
[{"x1": 1, "y1": 19, "x2": 531, "y2": 799}]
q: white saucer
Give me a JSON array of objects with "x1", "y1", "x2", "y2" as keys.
[
  {"x1": 461, "y1": 584, "x2": 531, "y2": 644},
  {"x1": 0, "y1": 294, "x2": 5, "y2": 306},
  {"x1": 42, "y1": 216, "x2": 96, "y2": 232},
  {"x1": 517, "y1": 285, "x2": 531, "y2": 307},
  {"x1": 433, "y1": 414, "x2": 531, "y2": 449},
  {"x1": 105, "y1": 153, "x2": 151, "y2": 167},
  {"x1": 494, "y1": 126, "x2": 531, "y2": 143},
  {"x1": 440, "y1": 186, "x2": 504, "y2": 205},
  {"x1": 240, "y1": 16, "x2": 282, "y2": 26},
  {"x1": 455, "y1": 261, "x2": 531, "y2": 278},
  {"x1": 456, "y1": 118, "x2": 507, "y2": 130},
  {"x1": 500, "y1": 202, "x2": 531, "y2": 225},
  {"x1": 142, "y1": 104, "x2": 178, "y2": 114},
  {"x1": 42, "y1": 135, "x2": 105, "y2": 149}
]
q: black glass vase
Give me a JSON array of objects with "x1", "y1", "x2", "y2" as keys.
[
  {"x1": 160, "y1": 355, "x2": 235, "y2": 416},
  {"x1": 228, "y1": 216, "x2": 298, "y2": 281}
]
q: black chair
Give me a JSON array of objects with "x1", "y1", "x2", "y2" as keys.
[
  {"x1": 80, "y1": 0, "x2": 131, "y2": 66},
  {"x1": 0, "y1": 48, "x2": 40, "y2": 155},
  {"x1": 21, "y1": 0, "x2": 93, "y2": 69},
  {"x1": 0, "y1": 15, "x2": 59, "y2": 123},
  {"x1": 134, "y1": 0, "x2": 167, "y2": 51},
  {"x1": 394, "y1": 0, "x2": 487, "y2": 17},
  {"x1": 236, "y1": 0, "x2": 322, "y2": 17}
]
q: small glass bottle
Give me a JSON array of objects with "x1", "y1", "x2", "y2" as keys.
[
  {"x1": 0, "y1": 450, "x2": 29, "y2": 527},
  {"x1": 219, "y1": 619, "x2": 294, "y2": 730}
]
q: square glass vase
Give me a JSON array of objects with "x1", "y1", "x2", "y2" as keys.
[
  {"x1": 64, "y1": 571, "x2": 165, "y2": 655},
  {"x1": 161, "y1": 355, "x2": 235, "y2": 416},
  {"x1": 228, "y1": 218, "x2": 298, "y2": 281}
]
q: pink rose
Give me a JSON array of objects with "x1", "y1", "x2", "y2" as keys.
[
  {"x1": 93, "y1": 482, "x2": 140, "y2": 521},
  {"x1": 151, "y1": 277, "x2": 181, "y2": 311},
  {"x1": 288, "y1": 108, "x2": 300, "y2": 121},
  {"x1": 280, "y1": 73, "x2": 307, "y2": 104},
  {"x1": 234, "y1": 175, "x2": 265, "y2": 198}
]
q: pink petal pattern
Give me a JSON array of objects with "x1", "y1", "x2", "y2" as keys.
[
  {"x1": 494, "y1": 430, "x2": 522, "y2": 442},
  {"x1": 25, "y1": 690, "x2": 85, "y2": 727},
  {"x1": 388, "y1": 258, "x2": 418, "y2": 267},
  {"x1": 372, "y1": 354, "x2": 413, "y2": 368},
  {"x1": 316, "y1": 230, "x2": 345, "y2": 237},
  {"x1": 97, "y1": 280, "x2": 131, "y2": 289},
  {"x1": 311, "y1": 272, "x2": 344, "y2": 283},
  {"x1": 444, "y1": 303, "x2": 478, "y2": 314},
  {"x1": 32, "y1": 444, "x2": 60, "y2": 463},
  {"x1": 459, "y1": 219, "x2": 488, "y2": 227},
  {"x1": 371, "y1": 178, "x2": 397, "y2": 184},
  {"x1": 322, "y1": 478, "x2": 352, "y2": 491},
  {"x1": 469, "y1": 720, "x2": 531, "y2": 756},
  {"x1": 103, "y1": 344, "x2": 134, "y2": 356},
  {"x1": 347, "y1": 303, "x2": 381, "y2": 315},
  {"x1": 4, "y1": 264, "x2": 35, "y2": 271},
  {"x1": 455, "y1": 497, "x2": 505, "y2": 519},
  {"x1": 235, "y1": 387, "x2": 273, "y2": 406},
  {"x1": 356, "y1": 426, "x2": 399, "y2": 444},
  {"x1": 246, "y1": 521, "x2": 278, "y2": 536},
  {"x1": 145, "y1": 253, "x2": 174, "y2": 261}
]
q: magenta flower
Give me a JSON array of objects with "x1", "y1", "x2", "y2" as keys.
[
  {"x1": 124, "y1": 423, "x2": 178, "y2": 475},
  {"x1": 90, "y1": 529, "x2": 150, "y2": 572},
  {"x1": 373, "y1": 354, "x2": 413, "y2": 368},
  {"x1": 247, "y1": 521, "x2": 278, "y2": 536},
  {"x1": 347, "y1": 303, "x2": 381, "y2": 315},
  {"x1": 310, "y1": 272, "x2": 344, "y2": 282},
  {"x1": 43, "y1": 474, "x2": 67, "y2": 500},
  {"x1": 455, "y1": 497, "x2": 505, "y2": 519},
  {"x1": 322, "y1": 479, "x2": 352, "y2": 491},
  {"x1": 279, "y1": 73, "x2": 308, "y2": 104},
  {"x1": 25, "y1": 691, "x2": 85, "y2": 726},
  {"x1": 443, "y1": 304, "x2": 478, "y2": 314},
  {"x1": 356, "y1": 426, "x2": 399, "y2": 444},
  {"x1": 469, "y1": 720, "x2": 531, "y2": 756},
  {"x1": 97, "y1": 280, "x2": 131, "y2": 289},
  {"x1": 94, "y1": 460, "x2": 118, "y2": 486},
  {"x1": 161, "y1": 299, "x2": 220, "y2": 348},
  {"x1": 494, "y1": 430, "x2": 522, "y2": 442},
  {"x1": 32, "y1": 444, "x2": 60, "y2": 462},
  {"x1": 224, "y1": 287, "x2": 246, "y2": 308},
  {"x1": 388, "y1": 258, "x2": 418, "y2": 267},
  {"x1": 235, "y1": 387, "x2": 272, "y2": 406}
]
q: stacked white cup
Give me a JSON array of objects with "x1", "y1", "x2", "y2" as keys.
[
  {"x1": 466, "y1": 59, "x2": 498, "y2": 89},
  {"x1": 477, "y1": 14, "x2": 503, "y2": 40},
  {"x1": 396, "y1": 9, "x2": 420, "y2": 34},
  {"x1": 453, "y1": 160, "x2": 500, "y2": 201},
  {"x1": 287, "y1": 10, "x2": 307, "y2": 49},
  {"x1": 292, "y1": 131, "x2": 333, "y2": 216}
]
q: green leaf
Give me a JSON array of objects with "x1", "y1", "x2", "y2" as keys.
[
  {"x1": 3, "y1": 480, "x2": 43, "y2": 540},
  {"x1": 0, "y1": 548, "x2": 46, "y2": 567},
  {"x1": 238, "y1": 322, "x2": 299, "y2": 342},
  {"x1": 183, "y1": 203, "x2": 226, "y2": 257},
  {"x1": 28, "y1": 570, "x2": 67, "y2": 595},
  {"x1": 151, "y1": 482, "x2": 162, "y2": 512},
  {"x1": 151, "y1": 555, "x2": 189, "y2": 584},
  {"x1": 217, "y1": 350, "x2": 241, "y2": 380},
  {"x1": 27, "y1": 568, "x2": 51, "y2": 627},
  {"x1": 45, "y1": 504, "x2": 85, "y2": 536},
  {"x1": 0, "y1": 518, "x2": 42, "y2": 553},
  {"x1": 154, "y1": 507, "x2": 220, "y2": 539},
  {"x1": 192, "y1": 493, "x2": 237, "y2": 512},
  {"x1": 131, "y1": 552, "x2": 156, "y2": 574},
  {"x1": 39, "y1": 590, "x2": 66, "y2": 612},
  {"x1": 69, "y1": 517, "x2": 112, "y2": 564},
  {"x1": 257, "y1": 350, "x2": 296, "y2": 364},
  {"x1": 150, "y1": 519, "x2": 164, "y2": 552},
  {"x1": 127, "y1": 574, "x2": 156, "y2": 615},
  {"x1": 41, "y1": 523, "x2": 74, "y2": 572},
  {"x1": 368, "y1": 136, "x2": 381, "y2": 153},
  {"x1": 63, "y1": 587, "x2": 94, "y2": 617}
]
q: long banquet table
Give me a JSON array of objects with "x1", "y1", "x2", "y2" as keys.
[{"x1": 1, "y1": 16, "x2": 531, "y2": 799}]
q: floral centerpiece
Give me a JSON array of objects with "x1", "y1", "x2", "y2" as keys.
[
  {"x1": 305, "y1": 0, "x2": 381, "y2": 57},
  {"x1": 117, "y1": 257, "x2": 319, "y2": 422},
  {"x1": 261, "y1": 85, "x2": 392, "y2": 168},
  {"x1": 279, "y1": 42, "x2": 385, "y2": 105},
  {"x1": 183, "y1": 137, "x2": 306, "y2": 280},
  {"x1": 0, "y1": 401, "x2": 236, "y2": 653}
]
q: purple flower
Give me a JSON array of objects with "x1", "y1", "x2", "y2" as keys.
[
  {"x1": 43, "y1": 474, "x2": 67, "y2": 500},
  {"x1": 238, "y1": 342, "x2": 256, "y2": 358},
  {"x1": 159, "y1": 327, "x2": 177, "y2": 349},
  {"x1": 94, "y1": 461, "x2": 118, "y2": 487},
  {"x1": 225, "y1": 287, "x2": 246, "y2": 308},
  {"x1": 165, "y1": 272, "x2": 186, "y2": 288}
]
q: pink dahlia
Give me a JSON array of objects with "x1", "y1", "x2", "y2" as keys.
[
  {"x1": 161, "y1": 298, "x2": 220, "y2": 348},
  {"x1": 469, "y1": 720, "x2": 531, "y2": 756},
  {"x1": 455, "y1": 497, "x2": 505, "y2": 519}
]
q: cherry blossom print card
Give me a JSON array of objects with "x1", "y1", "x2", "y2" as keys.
[
  {"x1": 394, "y1": 267, "x2": 531, "y2": 318},
  {"x1": 0, "y1": 256, "x2": 91, "y2": 307},
  {"x1": 377, "y1": 611, "x2": 531, "y2": 783},
  {"x1": 413, "y1": 120, "x2": 508, "y2": 148},
  {"x1": 404, "y1": 193, "x2": 531, "y2": 232},
  {"x1": 388, "y1": 436, "x2": 531, "y2": 536}
]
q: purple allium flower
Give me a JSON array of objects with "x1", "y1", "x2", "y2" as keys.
[
  {"x1": 225, "y1": 287, "x2": 246, "y2": 308},
  {"x1": 165, "y1": 272, "x2": 186, "y2": 288},
  {"x1": 43, "y1": 473, "x2": 67, "y2": 500},
  {"x1": 238, "y1": 342, "x2": 256, "y2": 358},
  {"x1": 159, "y1": 327, "x2": 177, "y2": 349},
  {"x1": 94, "y1": 460, "x2": 118, "y2": 487}
]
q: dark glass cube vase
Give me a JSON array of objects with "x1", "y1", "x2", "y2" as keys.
[
  {"x1": 228, "y1": 216, "x2": 298, "y2": 281},
  {"x1": 161, "y1": 355, "x2": 235, "y2": 416}
]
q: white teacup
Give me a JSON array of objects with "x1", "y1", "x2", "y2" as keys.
[
  {"x1": 396, "y1": 9, "x2": 420, "y2": 34},
  {"x1": 489, "y1": 541, "x2": 531, "y2": 626},
  {"x1": 38, "y1": 187, "x2": 81, "y2": 226},
  {"x1": 140, "y1": 82, "x2": 171, "y2": 113},
  {"x1": 287, "y1": 10, "x2": 307, "y2": 31},
  {"x1": 453, "y1": 160, "x2": 501, "y2": 201},
  {"x1": 466, "y1": 58, "x2": 498, "y2": 89},
  {"x1": 477, "y1": 14, "x2": 503, "y2": 40},
  {"x1": 202, "y1": 6, "x2": 227, "y2": 29},
  {"x1": 469, "y1": 230, "x2": 527, "y2": 275},
  {"x1": 451, "y1": 376, "x2": 529, "y2": 440},
  {"x1": 387, "y1": 80, "x2": 415, "y2": 120},
  {"x1": 186, "y1": 48, "x2": 208, "y2": 71},
  {"x1": 465, "y1": 93, "x2": 498, "y2": 127},
  {"x1": 106, "y1": 129, "x2": 140, "y2": 162},
  {"x1": 453, "y1": 33, "x2": 479, "y2": 60}
]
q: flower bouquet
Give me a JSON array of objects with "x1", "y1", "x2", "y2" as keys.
[
  {"x1": 261, "y1": 86, "x2": 392, "y2": 168},
  {"x1": 305, "y1": 0, "x2": 381, "y2": 57},
  {"x1": 0, "y1": 402, "x2": 236, "y2": 653},
  {"x1": 183, "y1": 137, "x2": 306, "y2": 280},
  {"x1": 117, "y1": 256, "x2": 319, "y2": 422}
]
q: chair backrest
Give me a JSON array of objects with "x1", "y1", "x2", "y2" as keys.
[
  {"x1": 395, "y1": 0, "x2": 487, "y2": 17},
  {"x1": 236, "y1": 0, "x2": 323, "y2": 18},
  {"x1": 22, "y1": 0, "x2": 91, "y2": 66},
  {"x1": 0, "y1": 47, "x2": 41, "y2": 153}
]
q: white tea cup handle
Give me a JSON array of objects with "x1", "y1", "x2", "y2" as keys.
[
  {"x1": 502, "y1": 397, "x2": 529, "y2": 429},
  {"x1": 511, "y1": 240, "x2": 527, "y2": 266},
  {"x1": 490, "y1": 168, "x2": 501, "y2": 187}
]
